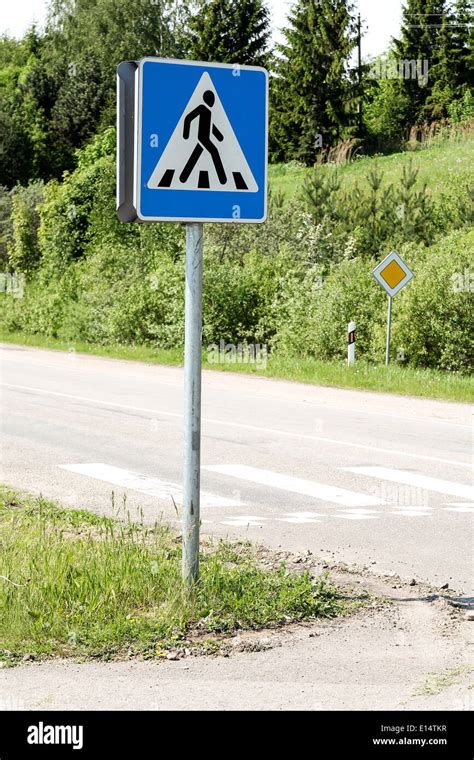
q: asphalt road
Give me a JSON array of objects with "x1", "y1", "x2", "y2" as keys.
[{"x1": 1, "y1": 343, "x2": 473, "y2": 589}]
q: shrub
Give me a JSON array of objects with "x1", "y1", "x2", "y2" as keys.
[
  {"x1": 202, "y1": 247, "x2": 294, "y2": 346},
  {"x1": 273, "y1": 255, "x2": 386, "y2": 361},
  {"x1": 0, "y1": 184, "x2": 13, "y2": 267},
  {"x1": 394, "y1": 229, "x2": 474, "y2": 373},
  {"x1": 7, "y1": 180, "x2": 44, "y2": 273},
  {"x1": 448, "y1": 91, "x2": 474, "y2": 123},
  {"x1": 1, "y1": 272, "x2": 74, "y2": 337},
  {"x1": 58, "y1": 242, "x2": 186, "y2": 347},
  {"x1": 363, "y1": 72, "x2": 412, "y2": 150},
  {"x1": 274, "y1": 230, "x2": 474, "y2": 374}
]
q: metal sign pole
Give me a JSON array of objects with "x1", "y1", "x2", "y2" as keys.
[
  {"x1": 182, "y1": 222, "x2": 203, "y2": 585},
  {"x1": 385, "y1": 296, "x2": 393, "y2": 367}
]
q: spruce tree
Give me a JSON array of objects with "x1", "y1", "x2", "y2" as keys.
[
  {"x1": 270, "y1": 0, "x2": 357, "y2": 165},
  {"x1": 452, "y1": 0, "x2": 474, "y2": 94},
  {"x1": 425, "y1": 9, "x2": 459, "y2": 118},
  {"x1": 188, "y1": 0, "x2": 271, "y2": 66},
  {"x1": 393, "y1": 0, "x2": 456, "y2": 122}
]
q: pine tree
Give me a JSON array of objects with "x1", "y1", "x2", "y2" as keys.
[
  {"x1": 270, "y1": 0, "x2": 357, "y2": 165},
  {"x1": 188, "y1": 0, "x2": 271, "y2": 66}
]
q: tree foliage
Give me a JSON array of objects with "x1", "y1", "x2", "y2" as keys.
[
  {"x1": 188, "y1": 0, "x2": 271, "y2": 66},
  {"x1": 393, "y1": 0, "x2": 473, "y2": 123},
  {"x1": 270, "y1": 0, "x2": 357, "y2": 165},
  {"x1": 0, "y1": 2, "x2": 188, "y2": 187}
]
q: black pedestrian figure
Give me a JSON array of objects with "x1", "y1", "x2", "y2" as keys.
[{"x1": 179, "y1": 90, "x2": 227, "y2": 185}]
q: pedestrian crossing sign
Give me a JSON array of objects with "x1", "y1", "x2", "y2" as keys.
[{"x1": 133, "y1": 58, "x2": 268, "y2": 223}]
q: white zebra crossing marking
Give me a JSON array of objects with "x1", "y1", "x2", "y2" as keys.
[
  {"x1": 444, "y1": 504, "x2": 474, "y2": 513},
  {"x1": 336, "y1": 514, "x2": 379, "y2": 520},
  {"x1": 390, "y1": 509, "x2": 433, "y2": 517},
  {"x1": 221, "y1": 516, "x2": 266, "y2": 527},
  {"x1": 58, "y1": 463, "x2": 471, "y2": 531},
  {"x1": 277, "y1": 512, "x2": 324, "y2": 524},
  {"x1": 204, "y1": 464, "x2": 385, "y2": 507},
  {"x1": 344, "y1": 466, "x2": 473, "y2": 501},
  {"x1": 220, "y1": 506, "x2": 470, "y2": 529},
  {"x1": 59, "y1": 463, "x2": 244, "y2": 508},
  {"x1": 337, "y1": 509, "x2": 382, "y2": 520}
]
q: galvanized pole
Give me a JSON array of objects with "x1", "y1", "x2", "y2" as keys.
[
  {"x1": 385, "y1": 296, "x2": 393, "y2": 367},
  {"x1": 182, "y1": 222, "x2": 203, "y2": 585}
]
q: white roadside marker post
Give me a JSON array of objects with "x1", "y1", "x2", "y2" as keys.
[
  {"x1": 182, "y1": 223, "x2": 203, "y2": 586},
  {"x1": 348, "y1": 321, "x2": 356, "y2": 366}
]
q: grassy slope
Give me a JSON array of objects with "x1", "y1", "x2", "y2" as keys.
[
  {"x1": 268, "y1": 134, "x2": 474, "y2": 200},
  {"x1": 0, "y1": 488, "x2": 347, "y2": 663},
  {"x1": 1, "y1": 331, "x2": 473, "y2": 403}
]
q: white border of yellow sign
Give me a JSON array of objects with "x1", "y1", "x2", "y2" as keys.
[{"x1": 373, "y1": 250, "x2": 413, "y2": 297}]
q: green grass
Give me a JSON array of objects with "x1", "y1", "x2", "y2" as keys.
[
  {"x1": 269, "y1": 133, "x2": 474, "y2": 201},
  {"x1": 245, "y1": 355, "x2": 474, "y2": 403},
  {"x1": 2, "y1": 330, "x2": 472, "y2": 403},
  {"x1": 0, "y1": 487, "x2": 346, "y2": 665},
  {"x1": 416, "y1": 666, "x2": 473, "y2": 697},
  {"x1": 0, "y1": 330, "x2": 184, "y2": 367}
]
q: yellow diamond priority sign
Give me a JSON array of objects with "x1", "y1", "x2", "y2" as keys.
[{"x1": 373, "y1": 250, "x2": 413, "y2": 297}]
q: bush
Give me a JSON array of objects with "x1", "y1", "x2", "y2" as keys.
[
  {"x1": 37, "y1": 130, "x2": 134, "y2": 279},
  {"x1": 363, "y1": 70, "x2": 412, "y2": 150},
  {"x1": 63, "y1": 243, "x2": 186, "y2": 347},
  {"x1": 273, "y1": 255, "x2": 386, "y2": 361},
  {"x1": 0, "y1": 184, "x2": 13, "y2": 267},
  {"x1": 394, "y1": 229, "x2": 474, "y2": 373},
  {"x1": 1, "y1": 272, "x2": 74, "y2": 337},
  {"x1": 202, "y1": 247, "x2": 294, "y2": 346},
  {"x1": 274, "y1": 230, "x2": 474, "y2": 374},
  {"x1": 7, "y1": 180, "x2": 44, "y2": 273},
  {"x1": 448, "y1": 91, "x2": 474, "y2": 123}
]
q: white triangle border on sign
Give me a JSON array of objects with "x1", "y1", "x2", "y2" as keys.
[{"x1": 146, "y1": 71, "x2": 258, "y2": 193}]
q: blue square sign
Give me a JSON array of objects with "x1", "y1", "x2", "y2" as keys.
[{"x1": 134, "y1": 58, "x2": 268, "y2": 223}]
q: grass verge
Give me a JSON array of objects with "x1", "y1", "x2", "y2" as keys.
[
  {"x1": 0, "y1": 487, "x2": 348, "y2": 666},
  {"x1": 1, "y1": 330, "x2": 472, "y2": 403}
]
